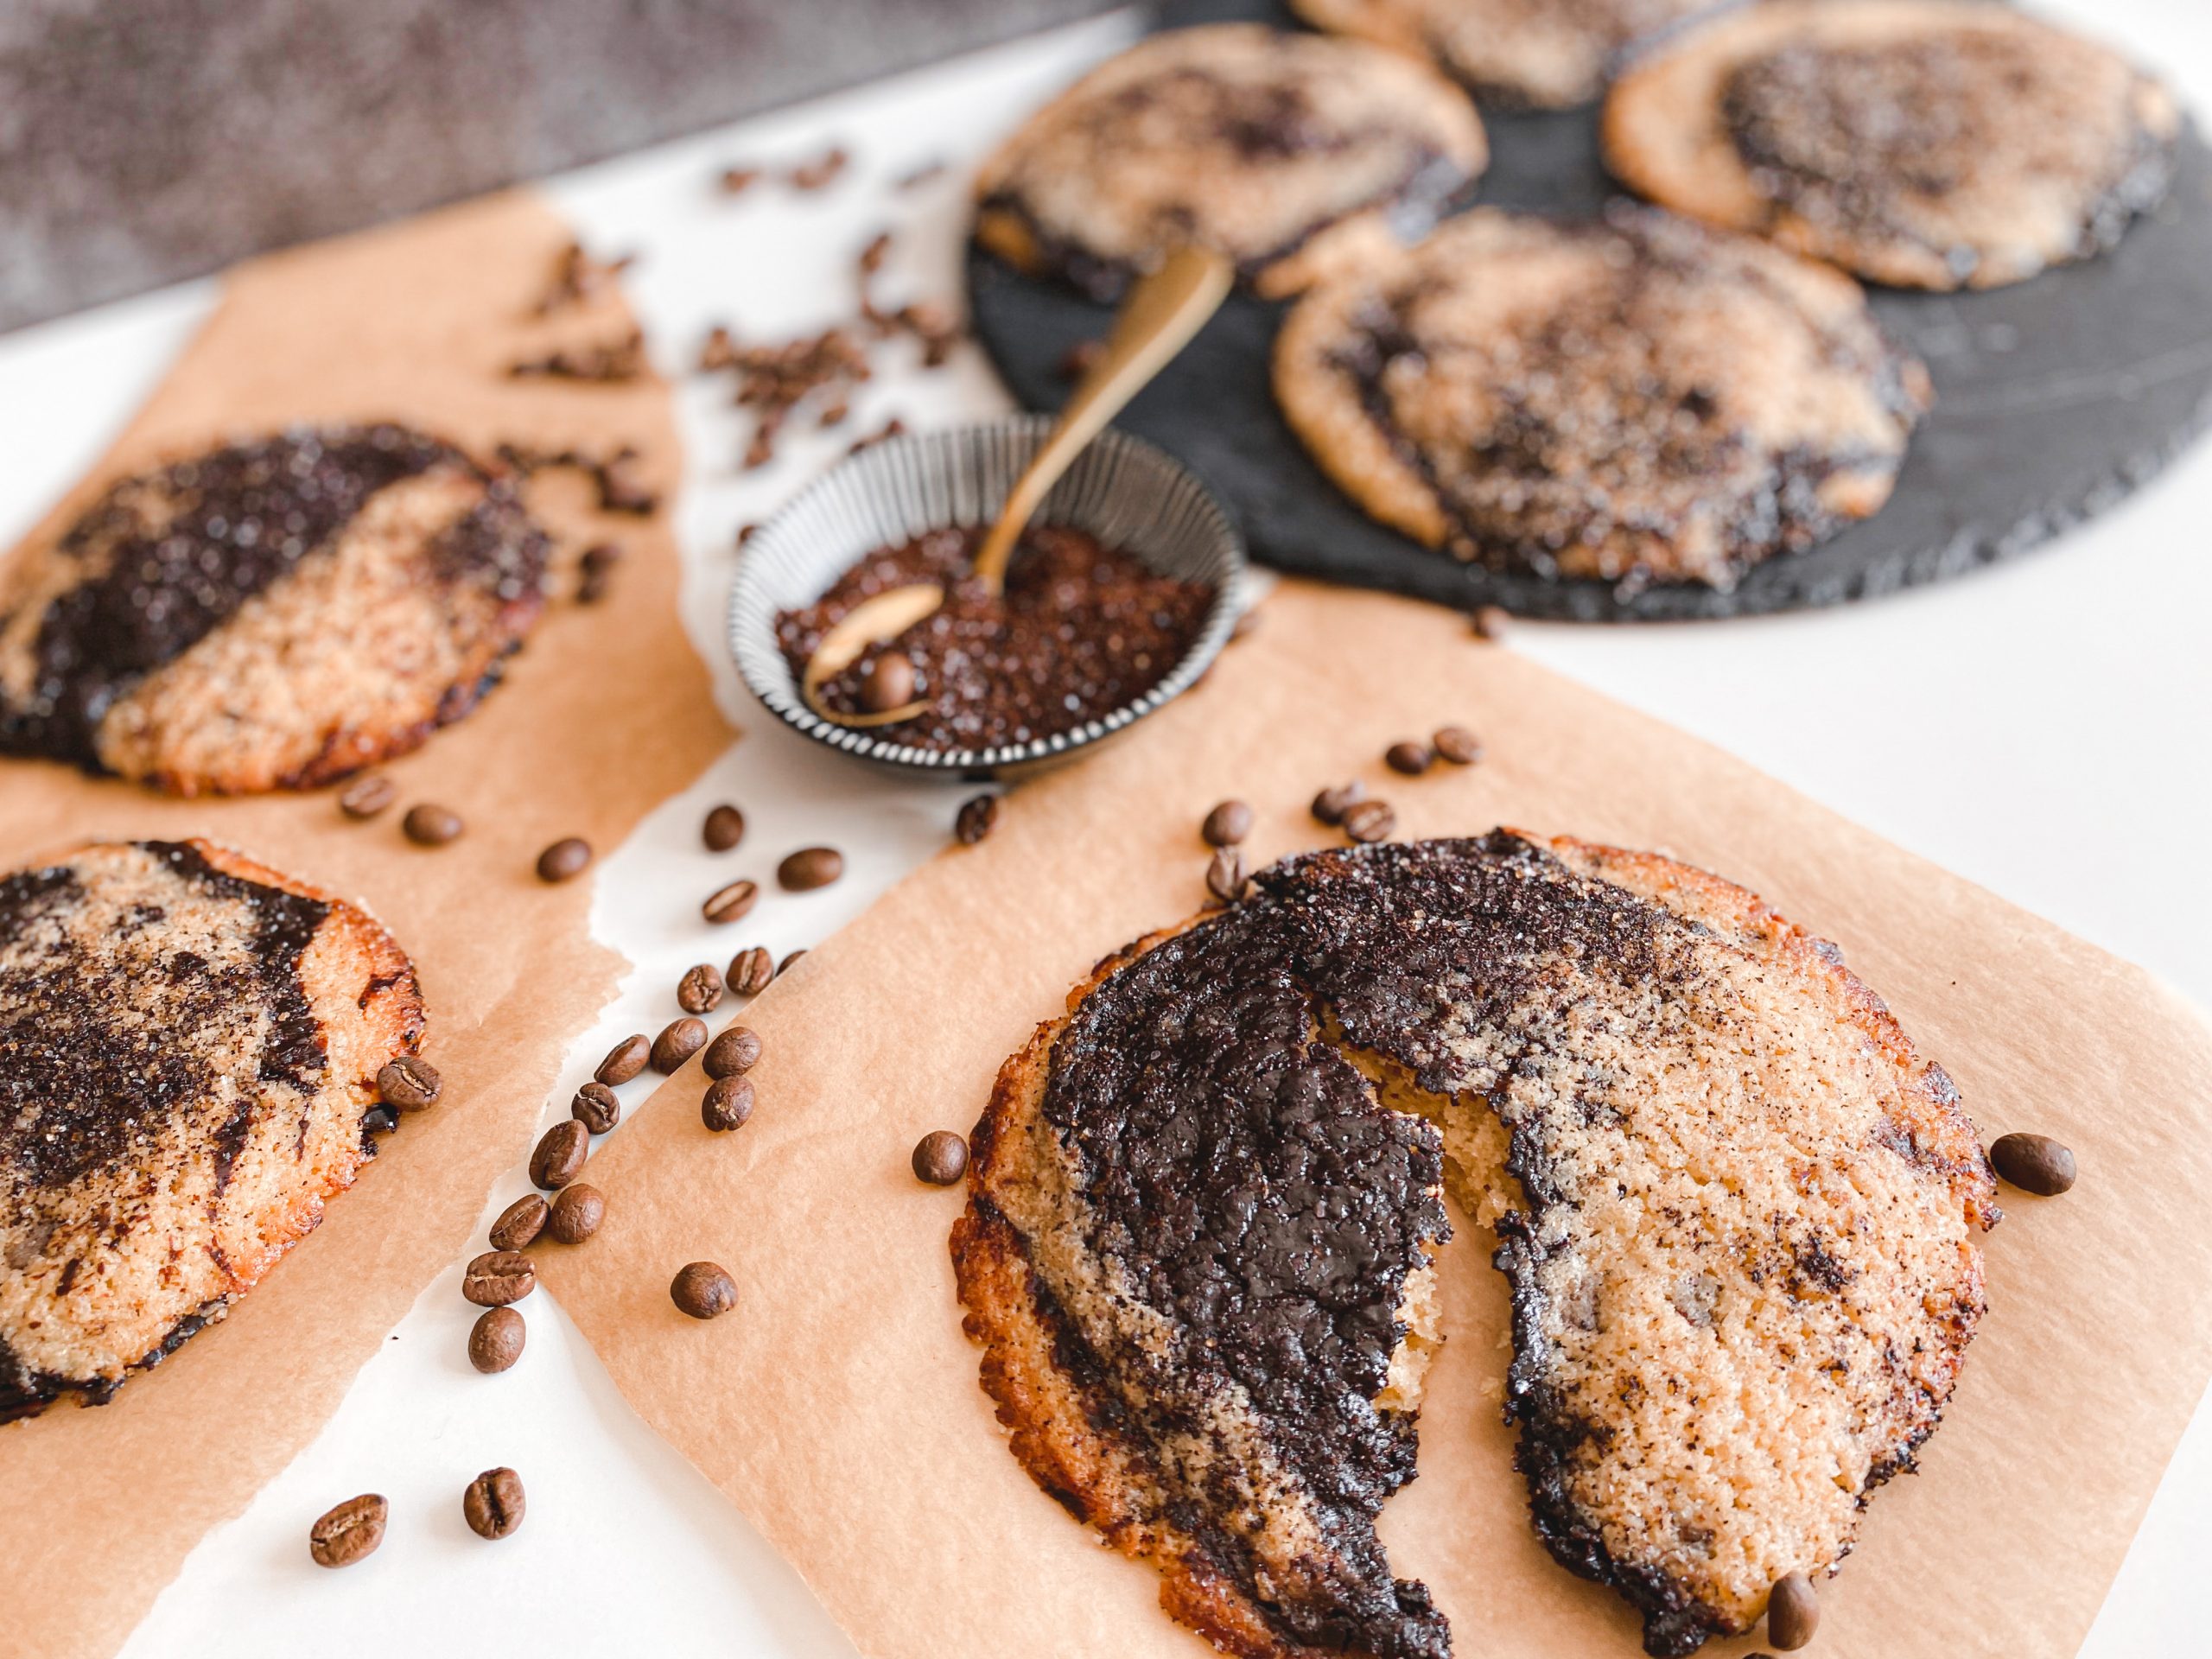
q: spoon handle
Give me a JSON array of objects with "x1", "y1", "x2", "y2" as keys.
[{"x1": 972, "y1": 245, "x2": 1233, "y2": 593}]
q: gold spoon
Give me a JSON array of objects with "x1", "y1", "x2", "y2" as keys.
[{"x1": 802, "y1": 244, "x2": 1235, "y2": 728}]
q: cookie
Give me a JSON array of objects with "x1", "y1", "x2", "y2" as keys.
[
  {"x1": 975, "y1": 22, "x2": 1486, "y2": 302},
  {"x1": 1604, "y1": 0, "x2": 2180, "y2": 290},
  {"x1": 956, "y1": 832, "x2": 1997, "y2": 1657},
  {"x1": 0, "y1": 423, "x2": 549, "y2": 794},
  {"x1": 1273, "y1": 204, "x2": 1929, "y2": 588},
  {"x1": 1290, "y1": 0, "x2": 1714, "y2": 109},
  {"x1": 0, "y1": 839, "x2": 423, "y2": 1421}
]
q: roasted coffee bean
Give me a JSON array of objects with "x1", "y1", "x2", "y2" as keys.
[
  {"x1": 596, "y1": 1033, "x2": 651, "y2": 1086},
  {"x1": 536, "y1": 836, "x2": 593, "y2": 883},
  {"x1": 403, "y1": 803, "x2": 464, "y2": 846},
  {"x1": 1470, "y1": 604, "x2": 1509, "y2": 640},
  {"x1": 376, "y1": 1056, "x2": 442, "y2": 1113},
  {"x1": 778, "y1": 847, "x2": 843, "y2": 891},
  {"x1": 1990, "y1": 1132, "x2": 2077, "y2": 1196},
  {"x1": 911, "y1": 1130, "x2": 969, "y2": 1185},
  {"x1": 570, "y1": 1082, "x2": 620, "y2": 1135},
  {"x1": 671, "y1": 1261, "x2": 739, "y2": 1319},
  {"x1": 725, "y1": 946, "x2": 775, "y2": 997},
  {"x1": 462, "y1": 1249, "x2": 537, "y2": 1307},
  {"x1": 308, "y1": 1493, "x2": 387, "y2": 1568},
  {"x1": 338, "y1": 775, "x2": 397, "y2": 820},
  {"x1": 702, "y1": 804, "x2": 747, "y2": 852},
  {"x1": 1433, "y1": 725, "x2": 1484, "y2": 766},
  {"x1": 467, "y1": 1306, "x2": 526, "y2": 1374},
  {"x1": 778, "y1": 949, "x2": 808, "y2": 975},
  {"x1": 361, "y1": 1104, "x2": 399, "y2": 1136},
  {"x1": 955, "y1": 793, "x2": 998, "y2": 846},
  {"x1": 530, "y1": 1120, "x2": 589, "y2": 1190},
  {"x1": 702, "y1": 1026, "x2": 763, "y2": 1078},
  {"x1": 463, "y1": 1467, "x2": 526, "y2": 1541},
  {"x1": 1766, "y1": 1573, "x2": 1818, "y2": 1650},
  {"x1": 489, "y1": 1194, "x2": 549, "y2": 1251},
  {"x1": 1205, "y1": 848, "x2": 1248, "y2": 906},
  {"x1": 1201, "y1": 800, "x2": 1253, "y2": 848},
  {"x1": 677, "y1": 963, "x2": 725, "y2": 1014},
  {"x1": 861, "y1": 653, "x2": 917, "y2": 713},
  {"x1": 702, "y1": 1075, "x2": 755, "y2": 1133},
  {"x1": 1385, "y1": 741, "x2": 1433, "y2": 776},
  {"x1": 1343, "y1": 798, "x2": 1396, "y2": 843},
  {"x1": 1311, "y1": 781, "x2": 1365, "y2": 825},
  {"x1": 703, "y1": 877, "x2": 760, "y2": 924},
  {"x1": 548, "y1": 1183, "x2": 607, "y2": 1243},
  {"x1": 651, "y1": 1017, "x2": 709, "y2": 1074}
]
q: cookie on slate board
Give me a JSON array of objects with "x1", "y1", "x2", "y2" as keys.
[
  {"x1": 1291, "y1": 0, "x2": 1715, "y2": 109},
  {"x1": 956, "y1": 831, "x2": 1999, "y2": 1657},
  {"x1": 973, "y1": 22, "x2": 1488, "y2": 302},
  {"x1": 0, "y1": 839, "x2": 423, "y2": 1422},
  {"x1": 1605, "y1": 0, "x2": 2181, "y2": 291},
  {"x1": 1274, "y1": 203, "x2": 1929, "y2": 588},
  {"x1": 0, "y1": 423, "x2": 549, "y2": 795}
]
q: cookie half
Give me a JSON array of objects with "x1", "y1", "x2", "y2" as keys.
[
  {"x1": 1273, "y1": 204, "x2": 1929, "y2": 588},
  {"x1": 956, "y1": 832, "x2": 1997, "y2": 1656},
  {"x1": 0, "y1": 839, "x2": 423, "y2": 1422},
  {"x1": 0, "y1": 423, "x2": 550, "y2": 794},
  {"x1": 975, "y1": 23, "x2": 1487, "y2": 302},
  {"x1": 1604, "y1": 0, "x2": 2180, "y2": 290},
  {"x1": 1291, "y1": 0, "x2": 1715, "y2": 110}
]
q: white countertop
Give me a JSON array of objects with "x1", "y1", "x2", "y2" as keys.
[{"x1": 0, "y1": 6, "x2": 2205, "y2": 1654}]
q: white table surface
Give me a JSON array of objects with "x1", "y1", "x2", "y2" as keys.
[{"x1": 0, "y1": 6, "x2": 2205, "y2": 1654}]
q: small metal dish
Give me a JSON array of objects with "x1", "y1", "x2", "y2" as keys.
[{"x1": 728, "y1": 416, "x2": 1245, "y2": 780}]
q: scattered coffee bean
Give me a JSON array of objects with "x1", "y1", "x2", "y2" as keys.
[
  {"x1": 1312, "y1": 781, "x2": 1366, "y2": 826},
  {"x1": 595, "y1": 1033, "x2": 651, "y2": 1086},
  {"x1": 703, "y1": 804, "x2": 747, "y2": 851},
  {"x1": 308, "y1": 1493, "x2": 387, "y2": 1568},
  {"x1": 536, "y1": 836, "x2": 593, "y2": 883},
  {"x1": 702, "y1": 1026, "x2": 763, "y2": 1078},
  {"x1": 671, "y1": 1261, "x2": 739, "y2": 1319},
  {"x1": 463, "y1": 1467, "x2": 527, "y2": 1541},
  {"x1": 725, "y1": 946, "x2": 774, "y2": 997},
  {"x1": 778, "y1": 949, "x2": 808, "y2": 975},
  {"x1": 1766, "y1": 1572, "x2": 1818, "y2": 1650},
  {"x1": 462, "y1": 1249, "x2": 537, "y2": 1307},
  {"x1": 912, "y1": 1130, "x2": 969, "y2": 1185},
  {"x1": 1201, "y1": 800, "x2": 1253, "y2": 848},
  {"x1": 1343, "y1": 798, "x2": 1396, "y2": 843},
  {"x1": 376, "y1": 1056, "x2": 442, "y2": 1113},
  {"x1": 677, "y1": 963, "x2": 725, "y2": 1014},
  {"x1": 468, "y1": 1306, "x2": 526, "y2": 1374},
  {"x1": 703, "y1": 1075, "x2": 756, "y2": 1132},
  {"x1": 489, "y1": 1194, "x2": 549, "y2": 1251},
  {"x1": 778, "y1": 847, "x2": 843, "y2": 891},
  {"x1": 1433, "y1": 725, "x2": 1484, "y2": 766},
  {"x1": 1205, "y1": 847, "x2": 1248, "y2": 906},
  {"x1": 652, "y1": 1016, "x2": 709, "y2": 1074},
  {"x1": 861, "y1": 653, "x2": 917, "y2": 713},
  {"x1": 1990, "y1": 1132, "x2": 2077, "y2": 1196},
  {"x1": 703, "y1": 877, "x2": 760, "y2": 924},
  {"x1": 955, "y1": 793, "x2": 999, "y2": 846},
  {"x1": 570, "y1": 1082, "x2": 620, "y2": 1135},
  {"x1": 548, "y1": 1183, "x2": 607, "y2": 1244},
  {"x1": 339, "y1": 775, "x2": 397, "y2": 820},
  {"x1": 530, "y1": 1120, "x2": 589, "y2": 1190},
  {"x1": 1470, "y1": 604, "x2": 1509, "y2": 640},
  {"x1": 1385, "y1": 741, "x2": 1433, "y2": 776},
  {"x1": 403, "y1": 804, "x2": 464, "y2": 846}
]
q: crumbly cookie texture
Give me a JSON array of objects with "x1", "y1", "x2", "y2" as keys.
[
  {"x1": 1291, "y1": 0, "x2": 1714, "y2": 110},
  {"x1": 1274, "y1": 204, "x2": 1929, "y2": 588},
  {"x1": 975, "y1": 22, "x2": 1486, "y2": 301},
  {"x1": 0, "y1": 840, "x2": 423, "y2": 1421},
  {"x1": 0, "y1": 423, "x2": 549, "y2": 795},
  {"x1": 956, "y1": 832, "x2": 1997, "y2": 1658},
  {"x1": 1604, "y1": 0, "x2": 2179, "y2": 290}
]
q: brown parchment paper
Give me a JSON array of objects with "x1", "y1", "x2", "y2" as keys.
[
  {"x1": 0, "y1": 194, "x2": 730, "y2": 1659},
  {"x1": 540, "y1": 580, "x2": 2212, "y2": 1659}
]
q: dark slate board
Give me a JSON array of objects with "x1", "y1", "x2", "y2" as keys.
[{"x1": 968, "y1": 0, "x2": 2212, "y2": 620}]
